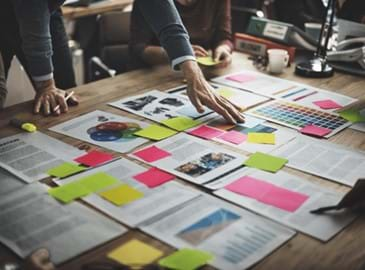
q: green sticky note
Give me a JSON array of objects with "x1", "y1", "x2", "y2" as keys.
[
  {"x1": 77, "y1": 172, "x2": 119, "y2": 192},
  {"x1": 99, "y1": 184, "x2": 144, "y2": 206},
  {"x1": 244, "y1": 152, "x2": 288, "y2": 173},
  {"x1": 339, "y1": 109, "x2": 365, "y2": 123},
  {"x1": 159, "y1": 249, "x2": 213, "y2": 270},
  {"x1": 217, "y1": 88, "x2": 235, "y2": 99},
  {"x1": 134, "y1": 124, "x2": 178, "y2": 140},
  {"x1": 48, "y1": 182, "x2": 90, "y2": 203},
  {"x1": 47, "y1": 162, "x2": 87, "y2": 178},
  {"x1": 161, "y1": 116, "x2": 201, "y2": 131},
  {"x1": 197, "y1": 56, "x2": 220, "y2": 66}
]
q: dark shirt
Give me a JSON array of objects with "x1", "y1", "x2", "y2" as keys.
[
  {"x1": 0, "y1": 52, "x2": 6, "y2": 108},
  {"x1": 130, "y1": 0, "x2": 233, "y2": 67}
]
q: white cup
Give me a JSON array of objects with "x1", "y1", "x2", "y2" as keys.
[{"x1": 267, "y1": 49, "x2": 289, "y2": 74}]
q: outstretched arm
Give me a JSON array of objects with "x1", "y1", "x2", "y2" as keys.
[{"x1": 134, "y1": 0, "x2": 244, "y2": 123}]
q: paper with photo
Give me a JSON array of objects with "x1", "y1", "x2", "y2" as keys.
[
  {"x1": 272, "y1": 135, "x2": 365, "y2": 187},
  {"x1": 49, "y1": 110, "x2": 149, "y2": 153},
  {"x1": 140, "y1": 194, "x2": 295, "y2": 270},
  {"x1": 54, "y1": 159, "x2": 199, "y2": 227},
  {"x1": 0, "y1": 183, "x2": 127, "y2": 264},
  {"x1": 214, "y1": 169, "x2": 357, "y2": 241},
  {"x1": 210, "y1": 118, "x2": 297, "y2": 154},
  {"x1": 129, "y1": 133, "x2": 246, "y2": 185},
  {"x1": 0, "y1": 132, "x2": 84, "y2": 183},
  {"x1": 109, "y1": 90, "x2": 213, "y2": 122}
]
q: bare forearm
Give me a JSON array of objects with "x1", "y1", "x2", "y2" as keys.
[{"x1": 142, "y1": 46, "x2": 169, "y2": 66}]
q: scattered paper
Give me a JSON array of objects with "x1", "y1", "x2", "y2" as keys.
[
  {"x1": 339, "y1": 109, "x2": 365, "y2": 123},
  {"x1": 197, "y1": 56, "x2": 220, "y2": 66},
  {"x1": 74, "y1": 150, "x2": 114, "y2": 167},
  {"x1": 133, "y1": 167, "x2": 175, "y2": 188},
  {"x1": 134, "y1": 124, "x2": 177, "y2": 141},
  {"x1": 108, "y1": 239, "x2": 163, "y2": 265},
  {"x1": 99, "y1": 184, "x2": 144, "y2": 206},
  {"x1": 247, "y1": 133, "x2": 276, "y2": 144},
  {"x1": 313, "y1": 99, "x2": 343, "y2": 110},
  {"x1": 225, "y1": 176, "x2": 308, "y2": 212},
  {"x1": 300, "y1": 125, "x2": 331, "y2": 137},
  {"x1": 47, "y1": 162, "x2": 87, "y2": 178},
  {"x1": 226, "y1": 73, "x2": 256, "y2": 83},
  {"x1": 77, "y1": 172, "x2": 120, "y2": 192},
  {"x1": 159, "y1": 249, "x2": 213, "y2": 270},
  {"x1": 133, "y1": 146, "x2": 171, "y2": 163},
  {"x1": 218, "y1": 130, "x2": 247, "y2": 145},
  {"x1": 48, "y1": 182, "x2": 90, "y2": 203},
  {"x1": 244, "y1": 152, "x2": 287, "y2": 172},
  {"x1": 188, "y1": 125, "x2": 225, "y2": 140},
  {"x1": 161, "y1": 116, "x2": 201, "y2": 131}
]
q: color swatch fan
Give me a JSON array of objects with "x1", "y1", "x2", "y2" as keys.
[{"x1": 246, "y1": 100, "x2": 350, "y2": 138}]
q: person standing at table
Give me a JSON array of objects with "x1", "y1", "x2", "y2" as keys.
[
  {"x1": 130, "y1": 0, "x2": 233, "y2": 69},
  {"x1": 0, "y1": 0, "x2": 79, "y2": 116}
]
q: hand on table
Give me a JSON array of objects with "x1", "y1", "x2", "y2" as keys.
[
  {"x1": 213, "y1": 44, "x2": 232, "y2": 68},
  {"x1": 34, "y1": 79, "x2": 79, "y2": 116},
  {"x1": 192, "y1": 45, "x2": 209, "y2": 58},
  {"x1": 181, "y1": 60, "x2": 245, "y2": 124},
  {"x1": 24, "y1": 248, "x2": 55, "y2": 270}
]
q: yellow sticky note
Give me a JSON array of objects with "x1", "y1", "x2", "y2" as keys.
[
  {"x1": 134, "y1": 124, "x2": 177, "y2": 140},
  {"x1": 108, "y1": 239, "x2": 163, "y2": 265},
  {"x1": 197, "y1": 56, "x2": 220, "y2": 66},
  {"x1": 161, "y1": 116, "x2": 201, "y2": 131},
  {"x1": 247, "y1": 132, "x2": 276, "y2": 144},
  {"x1": 217, "y1": 88, "x2": 235, "y2": 99},
  {"x1": 77, "y1": 172, "x2": 119, "y2": 192},
  {"x1": 48, "y1": 182, "x2": 91, "y2": 204},
  {"x1": 99, "y1": 184, "x2": 144, "y2": 206}
]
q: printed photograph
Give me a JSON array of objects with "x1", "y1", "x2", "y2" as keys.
[
  {"x1": 175, "y1": 153, "x2": 236, "y2": 178},
  {"x1": 176, "y1": 209, "x2": 240, "y2": 245},
  {"x1": 123, "y1": 95, "x2": 157, "y2": 111}
]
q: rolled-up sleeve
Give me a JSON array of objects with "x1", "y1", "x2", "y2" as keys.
[
  {"x1": 12, "y1": 0, "x2": 54, "y2": 81},
  {"x1": 134, "y1": 0, "x2": 195, "y2": 70}
]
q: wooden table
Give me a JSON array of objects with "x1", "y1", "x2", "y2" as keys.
[
  {"x1": 0, "y1": 52, "x2": 365, "y2": 270},
  {"x1": 62, "y1": 0, "x2": 133, "y2": 19}
]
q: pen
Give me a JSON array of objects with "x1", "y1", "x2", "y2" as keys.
[
  {"x1": 293, "y1": 91, "x2": 318, "y2": 101},
  {"x1": 53, "y1": 91, "x2": 74, "y2": 112},
  {"x1": 310, "y1": 205, "x2": 340, "y2": 214}
]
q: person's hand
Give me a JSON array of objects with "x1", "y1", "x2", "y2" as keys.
[
  {"x1": 214, "y1": 44, "x2": 232, "y2": 68},
  {"x1": 181, "y1": 60, "x2": 245, "y2": 124},
  {"x1": 24, "y1": 248, "x2": 55, "y2": 270},
  {"x1": 192, "y1": 45, "x2": 209, "y2": 58},
  {"x1": 33, "y1": 79, "x2": 78, "y2": 116}
]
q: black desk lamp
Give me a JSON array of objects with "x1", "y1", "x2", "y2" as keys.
[{"x1": 295, "y1": 0, "x2": 336, "y2": 78}]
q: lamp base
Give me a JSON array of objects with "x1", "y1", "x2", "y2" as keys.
[{"x1": 295, "y1": 57, "x2": 334, "y2": 78}]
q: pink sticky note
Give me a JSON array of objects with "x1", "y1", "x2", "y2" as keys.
[
  {"x1": 225, "y1": 176, "x2": 309, "y2": 212},
  {"x1": 300, "y1": 125, "x2": 331, "y2": 137},
  {"x1": 218, "y1": 130, "x2": 247, "y2": 145},
  {"x1": 133, "y1": 167, "x2": 175, "y2": 188},
  {"x1": 225, "y1": 176, "x2": 273, "y2": 199},
  {"x1": 188, "y1": 125, "x2": 225, "y2": 140},
  {"x1": 313, "y1": 99, "x2": 343, "y2": 110},
  {"x1": 261, "y1": 187, "x2": 309, "y2": 212},
  {"x1": 226, "y1": 74, "x2": 256, "y2": 83},
  {"x1": 133, "y1": 146, "x2": 171, "y2": 163},
  {"x1": 74, "y1": 150, "x2": 114, "y2": 167}
]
